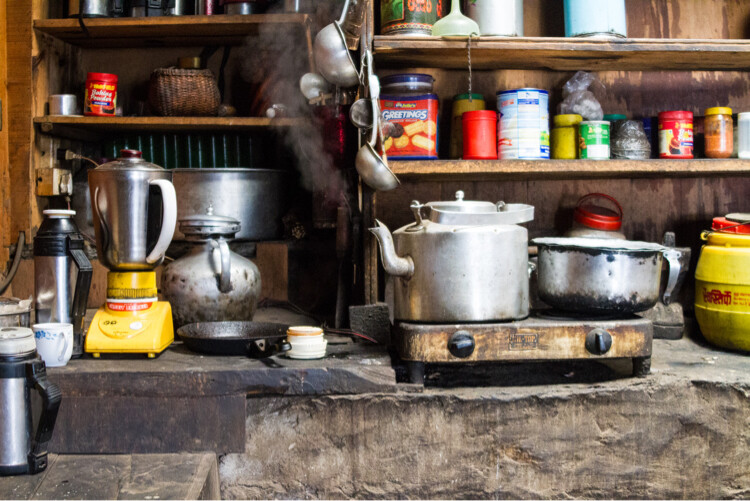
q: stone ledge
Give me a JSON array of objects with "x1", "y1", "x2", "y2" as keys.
[{"x1": 219, "y1": 337, "x2": 750, "y2": 499}]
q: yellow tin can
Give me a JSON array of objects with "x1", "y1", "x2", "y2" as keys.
[
  {"x1": 694, "y1": 215, "x2": 750, "y2": 352},
  {"x1": 450, "y1": 93, "x2": 485, "y2": 159},
  {"x1": 551, "y1": 114, "x2": 583, "y2": 159}
]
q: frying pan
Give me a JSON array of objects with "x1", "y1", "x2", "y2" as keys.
[{"x1": 177, "y1": 321, "x2": 291, "y2": 358}]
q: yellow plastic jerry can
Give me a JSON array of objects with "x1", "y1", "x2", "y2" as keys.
[{"x1": 695, "y1": 215, "x2": 750, "y2": 352}]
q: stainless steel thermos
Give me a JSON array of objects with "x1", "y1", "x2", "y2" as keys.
[
  {"x1": 0, "y1": 327, "x2": 61, "y2": 476},
  {"x1": 34, "y1": 210, "x2": 92, "y2": 358}
]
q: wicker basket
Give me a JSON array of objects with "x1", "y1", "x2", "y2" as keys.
[{"x1": 148, "y1": 67, "x2": 220, "y2": 117}]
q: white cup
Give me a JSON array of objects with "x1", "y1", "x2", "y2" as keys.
[{"x1": 33, "y1": 323, "x2": 73, "y2": 368}]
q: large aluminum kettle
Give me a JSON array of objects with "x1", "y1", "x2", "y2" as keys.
[
  {"x1": 0, "y1": 328, "x2": 61, "y2": 476},
  {"x1": 161, "y1": 206, "x2": 261, "y2": 328},
  {"x1": 88, "y1": 150, "x2": 177, "y2": 271},
  {"x1": 370, "y1": 190, "x2": 534, "y2": 322}
]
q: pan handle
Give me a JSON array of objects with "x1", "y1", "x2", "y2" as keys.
[
  {"x1": 246, "y1": 338, "x2": 291, "y2": 359},
  {"x1": 661, "y1": 248, "x2": 683, "y2": 305}
]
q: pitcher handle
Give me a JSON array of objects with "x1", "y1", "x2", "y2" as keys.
[
  {"x1": 146, "y1": 179, "x2": 177, "y2": 265},
  {"x1": 91, "y1": 186, "x2": 110, "y2": 253},
  {"x1": 69, "y1": 248, "x2": 92, "y2": 337},
  {"x1": 210, "y1": 238, "x2": 232, "y2": 293},
  {"x1": 26, "y1": 360, "x2": 62, "y2": 474},
  {"x1": 661, "y1": 248, "x2": 683, "y2": 305}
]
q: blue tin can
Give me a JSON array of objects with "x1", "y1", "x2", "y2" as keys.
[{"x1": 564, "y1": 0, "x2": 627, "y2": 38}]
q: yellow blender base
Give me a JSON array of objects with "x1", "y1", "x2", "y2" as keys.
[{"x1": 85, "y1": 302, "x2": 174, "y2": 358}]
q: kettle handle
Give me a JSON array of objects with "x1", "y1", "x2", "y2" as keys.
[
  {"x1": 210, "y1": 238, "x2": 232, "y2": 293},
  {"x1": 91, "y1": 186, "x2": 110, "y2": 254},
  {"x1": 26, "y1": 360, "x2": 62, "y2": 474},
  {"x1": 661, "y1": 248, "x2": 683, "y2": 305},
  {"x1": 69, "y1": 248, "x2": 92, "y2": 336},
  {"x1": 146, "y1": 179, "x2": 177, "y2": 265}
]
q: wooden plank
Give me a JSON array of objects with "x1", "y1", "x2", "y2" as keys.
[
  {"x1": 373, "y1": 36, "x2": 750, "y2": 71},
  {"x1": 49, "y1": 395, "x2": 247, "y2": 454},
  {"x1": 255, "y1": 242, "x2": 289, "y2": 302},
  {"x1": 118, "y1": 453, "x2": 219, "y2": 500},
  {"x1": 34, "y1": 116, "x2": 305, "y2": 138},
  {"x1": 0, "y1": 0, "x2": 10, "y2": 258},
  {"x1": 34, "y1": 14, "x2": 310, "y2": 48},
  {"x1": 7, "y1": 1, "x2": 33, "y2": 240},
  {"x1": 387, "y1": 159, "x2": 750, "y2": 180},
  {"x1": 32, "y1": 454, "x2": 130, "y2": 500}
]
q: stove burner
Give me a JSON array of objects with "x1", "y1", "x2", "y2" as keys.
[{"x1": 534, "y1": 309, "x2": 633, "y2": 322}]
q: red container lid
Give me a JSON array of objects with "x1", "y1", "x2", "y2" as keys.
[
  {"x1": 712, "y1": 216, "x2": 750, "y2": 234},
  {"x1": 574, "y1": 193, "x2": 623, "y2": 231},
  {"x1": 86, "y1": 72, "x2": 118, "y2": 82},
  {"x1": 658, "y1": 110, "x2": 693, "y2": 121},
  {"x1": 462, "y1": 110, "x2": 497, "y2": 121}
]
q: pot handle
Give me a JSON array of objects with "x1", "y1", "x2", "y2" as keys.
[
  {"x1": 26, "y1": 360, "x2": 62, "y2": 474},
  {"x1": 527, "y1": 261, "x2": 536, "y2": 278},
  {"x1": 246, "y1": 338, "x2": 291, "y2": 359},
  {"x1": 146, "y1": 179, "x2": 177, "y2": 265},
  {"x1": 69, "y1": 247, "x2": 92, "y2": 337},
  {"x1": 209, "y1": 238, "x2": 232, "y2": 293},
  {"x1": 661, "y1": 248, "x2": 683, "y2": 305}
]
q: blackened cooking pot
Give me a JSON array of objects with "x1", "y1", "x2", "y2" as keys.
[{"x1": 532, "y1": 237, "x2": 683, "y2": 314}]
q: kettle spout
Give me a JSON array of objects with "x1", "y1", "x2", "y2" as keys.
[{"x1": 369, "y1": 220, "x2": 414, "y2": 278}]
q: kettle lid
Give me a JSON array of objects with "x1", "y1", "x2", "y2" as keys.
[
  {"x1": 94, "y1": 149, "x2": 165, "y2": 171},
  {"x1": 0, "y1": 327, "x2": 36, "y2": 357},
  {"x1": 180, "y1": 204, "x2": 241, "y2": 239}
]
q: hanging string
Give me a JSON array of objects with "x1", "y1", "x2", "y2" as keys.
[{"x1": 467, "y1": 36, "x2": 473, "y2": 102}]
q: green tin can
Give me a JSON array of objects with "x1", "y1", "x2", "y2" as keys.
[
  {"x1": 381, "y1": 0, "x2": 445, "y2": 36},
  {"x1": 579, "y1": 120, "x2": 611, "y2": 160}
]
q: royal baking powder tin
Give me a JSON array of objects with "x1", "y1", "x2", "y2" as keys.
[
  {"x1": 497, "y1": 88, "x2": 550, "y2": 159},
  {"x1": 84, "y1": 72, "x2": 118, "y2": 117},
  {"x1": 579, "y1": 120, "x2": 611, "y2": 159}
]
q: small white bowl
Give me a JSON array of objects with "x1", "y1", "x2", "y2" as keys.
[{"x1": 286, "y1": 326, "x2": 327, "y2": 359}]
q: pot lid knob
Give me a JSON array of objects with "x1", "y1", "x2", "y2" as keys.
[{"x1": 455, "y1": 190, "x2": 465, "y2": 201}]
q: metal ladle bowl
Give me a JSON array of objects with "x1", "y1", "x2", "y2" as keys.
[
  {"x1": 355, "y1": 99, "x2": 399, "y2": 191},
  {"x1": 313, "y1": 0, "x2": 360, "y2": 88}
]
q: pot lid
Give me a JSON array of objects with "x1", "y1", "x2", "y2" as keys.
[
  {"x1": 712, "y1": 215, "x2": 750, "y2": 234},
  {"x1": 419, "y1": 191, "x2": 534, "y2": 226},
  {"x1": 0, "y1": 327, "x2": 36, "y2": 357},
  {"x1": 43, "y1": 209, "x2": 76, "y2": 218},
  {"x1": 574, "y1": 193, "x2": 623, "y2": 231},
  {"x1": 94, "y1": 149, "x2": 165, "y2": 171},
  {"x1": 179, "y1": 204, "x2": 241, "y2": 239},
  {"x1": 532, "y1": 237, "x2": 665, "y2": 253}
]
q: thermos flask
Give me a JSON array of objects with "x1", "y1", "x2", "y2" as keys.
[{"x1": 34, "y1": 210, "x2": 93, "y2": 358}]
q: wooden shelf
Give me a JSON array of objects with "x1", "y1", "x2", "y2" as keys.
[
  {"x1": 373, "y1": 36, "x2": 750, "y2": 71},
  {"x1": 388, "y1": 159, "x2": 750, "y2": 180},
  {"x1": 34, "y1": 115, "x2": 304, "y2": 139},
  {"x1": 34, "y1": 14, "x2": 310, "y2": 48}
]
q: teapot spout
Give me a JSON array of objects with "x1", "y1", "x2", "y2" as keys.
[{"x1": 369, "y1": 220, "x2": 414, "y2": 278}]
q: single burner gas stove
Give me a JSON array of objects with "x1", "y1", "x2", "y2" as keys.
[{"x1": 393, "y1": 311, "x2": 653, "y2": 384}]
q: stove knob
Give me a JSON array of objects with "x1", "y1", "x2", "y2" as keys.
[
  {"x1": 585, "y1": 328, "x2": 612, "y2": 355},
  {"x1": 448, "y1": 330, "x2": 475, "y2": 358}
]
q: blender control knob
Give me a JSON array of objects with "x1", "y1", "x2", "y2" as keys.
[
  {"x1": 585, "y1": 328, "x2": 612, "y2": 355},
  {"x1": 448, "y1": 330, "x2": 475, "y2": 358}
]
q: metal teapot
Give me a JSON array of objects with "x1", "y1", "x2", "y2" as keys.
[
  {"x1": 161, "y1": 206, "x2": 261, "y2": 329},
  {"x1": 370, "y1": 191, "x2": 534, "y2": 323}
]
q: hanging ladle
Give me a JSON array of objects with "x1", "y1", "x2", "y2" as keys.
[
  {"x1": 349, "y1": 49, "x2": 379, "y2": 129},
  {"x1": 355, "y1": 98, "x2": 399, "y2": 191},
  {"x1": 313, "y1": 0, "x2": 360, "y2": 88}
]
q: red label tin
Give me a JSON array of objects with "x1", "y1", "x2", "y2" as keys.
[
  {"x1": 84, "y1": 72, "x2": 118, "y2": 117},
  {"x1": 380, "y1": 94, "x2": 439, "y2": 160},
  {"x1": 658, "y1": 110, "x2": 693, "y2": 159}
]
